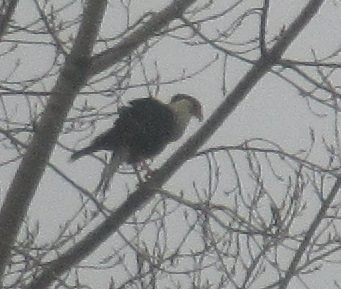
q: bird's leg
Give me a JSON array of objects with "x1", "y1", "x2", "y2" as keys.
[
  {"x1": 133, "y1": 163, "x2": 144, "y2": 184},
  {"x1": 133, "y1": 160, "x2": 154, "y2": 183},
  {"x1": 140, "y1": 159, "x2": 155, "y2": 179}
]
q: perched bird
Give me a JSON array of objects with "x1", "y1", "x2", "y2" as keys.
[{"x1": 70, "y1": 94, "x2": 203, "y2": 166}]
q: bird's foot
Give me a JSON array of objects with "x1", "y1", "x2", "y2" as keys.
[
  {"x1": 141, "y1": 160, "x2": 156, "y2": 179},
  {"x1": 133, "y1": 160, "x2": 155, "y2": 183}
]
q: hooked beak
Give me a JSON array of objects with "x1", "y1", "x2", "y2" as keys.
[{"x1": 195, "y1": 108, "x2": 203, "y2": 122}]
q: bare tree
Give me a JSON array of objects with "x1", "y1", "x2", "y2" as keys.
[{"x1": 1, "y1": 0, "x2": 341, "y2": 288}]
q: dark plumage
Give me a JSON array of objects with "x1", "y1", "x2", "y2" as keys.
[{"x1": 70, "y1": 94, "x2": 202, "y2": 164}]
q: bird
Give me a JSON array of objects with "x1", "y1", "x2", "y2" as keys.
[{"x1": 70, "y1": 94, "x2": 203, "y2": 166}]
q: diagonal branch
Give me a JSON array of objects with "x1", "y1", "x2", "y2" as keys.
[
  {"x1": 89, "y1": 0, "x2": 196, "y2": 76},
  {"x1": 0, "y1": 0, "x2": 108, "y2": 279},
  {"x1": 25, "y1": 0, "x2": 325, "y2": 288}
]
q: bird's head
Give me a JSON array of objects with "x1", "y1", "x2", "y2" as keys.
[{"x1": 170, "y1": 94, "x2": 203, "y2": 122}]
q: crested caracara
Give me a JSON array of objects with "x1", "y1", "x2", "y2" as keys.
[{"x1": 70, "y1": 94, "x2": 203, "y2": 165}]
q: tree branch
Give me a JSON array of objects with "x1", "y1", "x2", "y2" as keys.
[
  {"x1": 0, "y1": 0, "x2": 19, "y2": 41},
  {"x1": 89, "y1": 0, "x2": 196, "y2": 76},
  {"x1": 0, "y1": 0, "x2": 108, "y2": 279},
  {"x1": 260, "y1": 0, "x2": 270, "y2": 56}
]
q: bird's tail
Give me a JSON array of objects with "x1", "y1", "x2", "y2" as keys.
[
  {"x1": 69, "y1": 145, "x2": 96, "y2": 162},
  {"x1": 96, "y1": 147, "x2": 129, "y2": 193}
]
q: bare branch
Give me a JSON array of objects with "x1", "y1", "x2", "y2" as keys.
[
  {"x1": 0, "y1": 0, "x2": 108, "y2": 279},
  {"x1": 89, "y1": 0, "x2": 197, "y2": 76},
  {"x1": 260, "y1": 0, "x2": 270, "y2": 56},
  {"x1": 0, "y1": 0, "x2": 19, "y2": 40}
]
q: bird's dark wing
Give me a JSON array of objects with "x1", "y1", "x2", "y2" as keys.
[
  {"x1": 69, "y1": 128, "x2": 120, "y2": 161},
  {"x1": 70, "y1": 98, "x2": 177, "y2": 163},
  {"x1": 114, "y1": 98, "x2": 177, "y2": 163}
]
